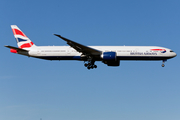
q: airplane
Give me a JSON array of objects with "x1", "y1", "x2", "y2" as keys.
[{"x1": 5, "y1": 25, "x2": 177, "y2": 70}]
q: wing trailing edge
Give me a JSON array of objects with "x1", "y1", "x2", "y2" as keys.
[{"x1": 54, "y1": 34, "x2": 102, "y2": 55}]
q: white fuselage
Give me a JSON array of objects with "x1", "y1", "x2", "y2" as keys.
[{"x1": 26, "y1": 46, "x2": 176, "y2": 61}]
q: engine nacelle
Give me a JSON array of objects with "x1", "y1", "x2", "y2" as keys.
[
  {"x1": 101, "y1": 52, "x2": 117, "y2": 61},
  {"x1": 101, "y1": 52, "x2": 120, "y2": 66}
]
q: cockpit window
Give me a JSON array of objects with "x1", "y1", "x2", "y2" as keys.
[{"x1": 170, "y1": 50, "x2": 174, "y2": 52}]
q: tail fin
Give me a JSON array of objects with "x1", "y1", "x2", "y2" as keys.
[{"x1": 11, "y1": 25, "x2": 36, "y2": 49}]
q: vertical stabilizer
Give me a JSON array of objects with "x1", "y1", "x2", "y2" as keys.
[{"x1": 11, "y1": 25, "x2": 36, "y2": 49}]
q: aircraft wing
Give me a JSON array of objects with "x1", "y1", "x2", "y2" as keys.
[
  {"x1": 5, "y1": 45, "x2": 28, "y2": 52},
  {"x1": 54, "y1": 34, "x2": 102, "y2": 55}
]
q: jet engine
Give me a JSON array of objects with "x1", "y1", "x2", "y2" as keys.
[
  {"x1": 101, "y1": 52, "x2": 120, "y2": 66},
  {"x1": 101, "y1": 52, "x2": 116, "y2": 60}
]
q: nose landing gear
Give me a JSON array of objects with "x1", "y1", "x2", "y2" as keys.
[
  {"x1": 162, "y1": 64, "x2": 165, "y2": 67},
  {"x1": 161, "y1": 60, "x2": 167, "y2": 67}
]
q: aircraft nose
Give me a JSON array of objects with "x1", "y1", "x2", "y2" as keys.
[{"x1": 173, "y1": 52, "x2": 177, "y2": 57}]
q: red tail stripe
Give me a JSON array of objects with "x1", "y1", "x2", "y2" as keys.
[
  {"x1": 20, "y1": 42, "x2": 34, "y2": 48},
  {"x1": 12, "y1": 29, "x2": 27, "y2": 38}
]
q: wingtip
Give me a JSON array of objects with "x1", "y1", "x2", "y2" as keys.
[{"x1": 54, "y1": 34, "x2": 61, "y2": 37}]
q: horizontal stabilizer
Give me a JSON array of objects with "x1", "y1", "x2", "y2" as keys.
[{"x1": 5, "y1": 45, "x2": 28, "y2": 52}]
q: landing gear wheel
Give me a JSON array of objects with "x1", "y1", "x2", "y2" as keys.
[
  {"x1": 94, "y1": 65, "x2": 97, "y2": 68},
  {"x1": 84, "y1": 63, "x2": 88, "y2": 67},
  {"x1": 162, "y1": 64, "x2": 165, "y2": 67},
  {"x1": 84, "y1": 56, "x2": 97, "y2": 70}
]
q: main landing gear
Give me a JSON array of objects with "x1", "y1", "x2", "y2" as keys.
[
  {"x1": 84, "y1": 57, "x2": 97, "y2": 70},
  {"x1": 162, "y1": 60, "x2": 167, "y2": 67}
]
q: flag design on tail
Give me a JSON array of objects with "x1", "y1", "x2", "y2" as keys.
[{"x1": 11, "y1": 25, "x2": 36, "y2": 49}]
